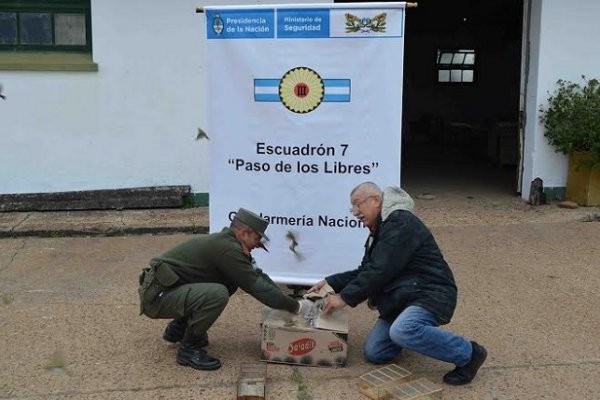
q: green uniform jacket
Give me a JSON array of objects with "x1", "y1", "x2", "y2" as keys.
[{"x1": 152, "y1": 228, "x2": 298, "y2": 313}]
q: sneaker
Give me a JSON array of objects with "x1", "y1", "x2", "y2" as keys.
[{"x1": 443, "y1": 341, "x2": 487, "y2": 385}]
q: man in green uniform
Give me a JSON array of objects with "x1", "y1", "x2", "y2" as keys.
[{"x1": 138, "y1": 208, "x2": 307, "y2": 371}]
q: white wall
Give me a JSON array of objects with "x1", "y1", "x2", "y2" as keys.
[
  {"x1": 0, "y1": 0, "x2": 329, "y2": 195},
  {"x1": 1, "y1": 1, "x2": 207, "y2": 194},
  {"x1": 522, "y1": 0, "x2": 600, "y2": 198},
  {"x1": 9, "y1": 0, "x2": 595, "y2": 199}
]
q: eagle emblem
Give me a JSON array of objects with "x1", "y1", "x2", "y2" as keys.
[{"x1": 345, "y1": 12, "x2": 387, "y2": 33}]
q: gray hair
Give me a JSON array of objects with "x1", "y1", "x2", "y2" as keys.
[{"x1": 350, "y1": 182, "x2": 383, "y2": 198}]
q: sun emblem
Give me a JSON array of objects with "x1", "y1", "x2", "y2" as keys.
[{"x1": 278, "y1": 67, "x2": 325, "y2": 113}]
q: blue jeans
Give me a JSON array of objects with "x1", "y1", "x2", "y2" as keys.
[{"x1": 364, "y1": 305, "x2": 472, "y2": 367}]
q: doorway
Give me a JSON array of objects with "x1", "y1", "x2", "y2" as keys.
[{"x1": 400, "y1": 0, "x2": 524, "y2": 196}]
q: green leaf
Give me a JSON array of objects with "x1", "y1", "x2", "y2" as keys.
[{"x1": 539, "y1": 76, "x2": 600, "y2": 168}]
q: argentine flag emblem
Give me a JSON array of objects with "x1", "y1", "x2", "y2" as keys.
[{"x1": 254, "y1": 67, "x2": 351, "y2": 113}]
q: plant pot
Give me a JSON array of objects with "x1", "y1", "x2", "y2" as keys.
[{"x1": 566, "y1": 152, "x2": 600, "y2": 206}]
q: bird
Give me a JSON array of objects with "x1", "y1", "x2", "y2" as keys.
[
  {"x1": 0, "y1": 84, "x2": 6, "y2": 100},
  {"x1": 196, "y1": 128, "x2": 209, "y2": 140},
  {"x1": 286, "y1": 231, "x2": 298, "y2": 253},
  {"x1": 285, "y1": 231, "x2": 304, "y2": 261}
]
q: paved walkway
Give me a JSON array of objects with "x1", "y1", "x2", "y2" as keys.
[
  {"x1": 0, "y1": 193, "x2": 597, "y2": 238},
  {"x1": 1, "y1": 199, "x2": 599, "y2": 399}
]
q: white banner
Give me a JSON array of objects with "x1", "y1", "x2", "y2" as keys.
[{"x1": 205, "y1": 3, "x2": 406, "y2": 284}]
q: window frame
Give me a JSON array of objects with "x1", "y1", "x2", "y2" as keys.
[
  {"x1": 0, "y1": 0, "x2": 92, "y2": 53},
  {"x1": 436, "y1": 48, "x2": 476, "y2": 85}
]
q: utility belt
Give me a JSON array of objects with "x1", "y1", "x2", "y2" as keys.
[{"x1": 138, "y1": 261, "x2": 180, "y2": 315}]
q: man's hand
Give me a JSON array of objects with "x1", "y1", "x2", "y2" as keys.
[
  {"x1": 322, "y1": 294, "x2": 347, "y2": 315},
  {"x1": 307, "y1": 280, "x2": 326, "y2": 294}
]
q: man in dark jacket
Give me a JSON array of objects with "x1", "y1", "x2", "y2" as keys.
[
  {"x1": 308, "y1": 182, "x2": 487, "y2": 385},
  {"x1": 139, "y1": 208, "x2": 308, "y2": 371}
]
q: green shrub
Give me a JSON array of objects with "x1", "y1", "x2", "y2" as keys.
[{"x1": 539, "y1": 76, "x2": 600, "y2": 168}]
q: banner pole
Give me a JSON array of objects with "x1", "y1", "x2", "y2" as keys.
[{"x1": 197, "y1": 3, "x2": 418, "y2": 13}]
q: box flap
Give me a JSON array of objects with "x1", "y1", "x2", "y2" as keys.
[
  {"x1": 262, "y1": 306, "x2": 348, "y2": 333},
  {"x1": 313, "y1": 308, "x2": 349, "y2": 332},
  {"x1": 303, "y1": 282, "x2": 335, "y2": 300}
]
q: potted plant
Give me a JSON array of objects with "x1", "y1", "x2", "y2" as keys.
[{"x1": 539, "y1": 76, "x2": 600, "y2": 206}]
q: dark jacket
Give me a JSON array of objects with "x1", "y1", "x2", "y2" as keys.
[
  {"x1": 325, "y1": 187, "x2": 457, "y2": 324},
  {"x1": 151, "y1": 227, "x2": 298, "y2": 313}
]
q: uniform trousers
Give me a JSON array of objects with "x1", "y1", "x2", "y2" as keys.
[{"x1": 143, "y1": 283, "x2": 229, "y2": 336}]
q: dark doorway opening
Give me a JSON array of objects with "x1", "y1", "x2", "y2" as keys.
[
  {"x1": 401, "y1": 0, "x2": 524, "y2": 196},
  {"x1": 336, "y1": 0, "x2": 525, "y2": 197}
]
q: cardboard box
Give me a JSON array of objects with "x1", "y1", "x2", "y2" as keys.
[{"x1": 260, "y1": 306, "x2": 349, "y2": 367}]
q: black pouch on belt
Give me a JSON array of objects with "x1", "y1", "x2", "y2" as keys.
[
  {"x1": 153, "y1": 263, "x2": 179, "y2": 288},
  {"x1": 138, "y1": 263, "x2": 179, "y2": 315}
]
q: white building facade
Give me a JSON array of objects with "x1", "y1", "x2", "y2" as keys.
[
  {"x1": 1, "y1": 0, "x2": 599, "y2": 203},
  {"x1": 521, "y1": 0, "x2": 600, "y2": 199}
]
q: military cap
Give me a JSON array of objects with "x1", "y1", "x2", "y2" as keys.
[{"x1": 234, "y1": 208, "x2": 269, "y2": 242}]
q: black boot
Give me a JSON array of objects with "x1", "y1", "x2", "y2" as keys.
[
  {"x1": 177, "y1": 331, "x2": 221, "y2": 371},
  {"x1": 163, "y1": 317, "x2": 187, "y2": 343},
  {"x1": 163, "y1": 318, "x2": 209, "y2": 347},
  {"x1": 443, "y1": 341, "x2": 487, "y2": 385}
]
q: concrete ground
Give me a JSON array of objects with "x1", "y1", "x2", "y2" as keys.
[{"x1": 1, "y1": 195, "x2": 599, "y2": 399}]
